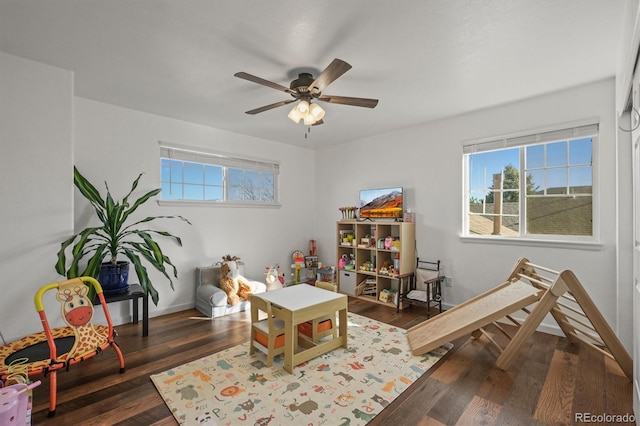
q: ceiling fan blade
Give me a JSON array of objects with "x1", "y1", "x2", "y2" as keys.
[
  {"x1": 308, "y1": 58, "x2": 352, "y2": 94},
  {"x1": 312, "y1": 119, "x2": 324, "y2": 126},
  {"x1": 318, "y1": 95, "x2": 379, "y2": 108},
  {"x1": 234, "y1": 72, "x2": 296, "y2": 95},
  {"x1": 245, "y1": 99, "x2": 296, "y2": 115}
]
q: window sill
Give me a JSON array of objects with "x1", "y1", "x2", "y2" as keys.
[
  {"x1": 158, "y1": 200, "x2": 281, "y2": 208},
  {"x1": 459, "y1": 235, "x2": 603, "y2": 251}
]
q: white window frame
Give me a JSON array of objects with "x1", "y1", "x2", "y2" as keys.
[
  {"x1": 461, "y1": 119, "x2": 601, "y2": 249},
  {"x1": 159, "y1": 142, "x2": 280, "y2": 208}
]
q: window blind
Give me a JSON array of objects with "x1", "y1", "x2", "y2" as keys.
[
  {"x1": 462, "y1": 121, "x2": 599, "y2": 154},
  {"x1": 160, "y1": 143, "x2": 279, "y2": 174}
]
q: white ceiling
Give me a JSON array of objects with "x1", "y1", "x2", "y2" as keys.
[{"x1": 0, "y1": 0, "x2": 627, "y2": 149}]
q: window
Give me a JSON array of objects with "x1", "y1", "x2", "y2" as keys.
[
  {"x1": 160, "y1": 143, "x2": 279, "y2": 205},
  {"x1": 463, "y1": 121, "x2": 597, "y2": 240}
]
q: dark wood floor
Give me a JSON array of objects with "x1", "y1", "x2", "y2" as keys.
[{"x1": 28, "y1": 298, "x2": 634, "y2": 425}]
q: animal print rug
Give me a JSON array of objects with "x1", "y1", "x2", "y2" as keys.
[{"x1": 150, "y1": 312, "x2": 452, "y2": 425}]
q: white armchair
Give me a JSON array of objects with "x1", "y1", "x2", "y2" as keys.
[{"x1": 195, "y1": 263, "x2": 266, "y2": 318}]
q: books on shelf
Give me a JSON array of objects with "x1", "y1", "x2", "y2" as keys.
[{"x1": 356, "y1": 278, "x2": 377, "y2": 296}]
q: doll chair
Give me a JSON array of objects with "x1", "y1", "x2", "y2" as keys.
[{"x1": 398, "y1": 259, "x2": 444, "y2": 318}]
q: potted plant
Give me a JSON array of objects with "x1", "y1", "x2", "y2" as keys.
[{"x1": 55, "y1": 166, "x2": 190, "y2": 305}]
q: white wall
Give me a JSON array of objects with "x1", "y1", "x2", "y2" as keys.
[
  {"x1": 73, "y1": 98, "x2": 317, "y2": 321},
  {"x1": 315, "y1": 78, "x2": 632, "y2": 349},
  {"x1": 0, "y1": 53, "x2": 74, "y2": 341}
]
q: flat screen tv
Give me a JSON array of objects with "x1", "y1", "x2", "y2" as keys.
[{"x1": 359, "y1": 187, "x2": 403, "y2": 219}]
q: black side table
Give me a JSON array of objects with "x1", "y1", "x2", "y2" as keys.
[{"x1": 95, "y1": 284, "x2": 149, "y2": 336}]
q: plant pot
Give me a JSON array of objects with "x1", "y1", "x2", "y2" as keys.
[{"x1": 98, "y1": 261, "x2": 130, "y2": 295}]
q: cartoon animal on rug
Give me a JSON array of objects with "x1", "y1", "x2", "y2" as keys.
[
  {"x1": 285, "y1": 398, "x2": 318, "y2": 415},
  {"x1": 193, "y1": 412, "x2": 216, "y2": 424},
  {"x1": 220, "y1": 254, "x2": 256, "y2": 306},
  {"x1": 176, "y1": 384, "x2": 198, "y2": 400},
  {"x1": 353, "y1": 408, "x2": 375, "y2": 422}
]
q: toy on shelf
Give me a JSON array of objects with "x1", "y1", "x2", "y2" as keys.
[
  {"x1": 339, "y1": 254, "x2": 355, "y2": 270},
  {"x1": 379, "y1": 259, "x2": 392, "y2": 276},
  {"x1": 339, "y1": 229, "x2": 355, "y2": 246},
  {"x1": 384, "y1": 236, "x2": 393, "y2": 250},
  {"x1": 360, "y1": 260, "x2": 375, "y2": 272},
  {"x1": 379, "y1": 289, "x2": 398, "y2": 304},
  {"x1": 358, "y1": 235, "x2": 375, "y2": 248}
]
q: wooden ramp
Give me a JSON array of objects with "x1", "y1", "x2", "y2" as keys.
[
  {"x1": 406, "y1": 278, "x2": 542, "y2": 357},
  {"x1": 406, "y1": 257, "x2": 632, "y2": 380}
]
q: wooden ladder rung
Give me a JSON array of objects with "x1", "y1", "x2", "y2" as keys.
[
  {"x1": 562, "y1": 319, "x2": 606, "y2": 347},
  {"x1": 491, "y1": 321, "x2": 513, "y2": 341},
  {"x1": 568, "y1": 331, "x2": 614, "y2": 361},
  {"x1": 556, "y1": 299, "x2": 586, "y2": 317},
  {"x1": 504, "y1": 314, "x2": 522, "y2": 327},
  {"x1": 523, "y1": 261, "x2": 560, "y2": 275},
  {"x1": 552, "y1": 307, "x2": 596, "y2": 334},
  {"x1": 477, "y1": 326, "x2": 505, "y2": 354}
]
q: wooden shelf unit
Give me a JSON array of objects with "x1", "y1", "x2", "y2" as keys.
[{"x1": 336, "y1": 220, "x2": 416, "y2": 308}]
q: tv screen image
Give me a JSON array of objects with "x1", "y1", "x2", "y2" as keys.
[{"x1": 359, "y1": 187, "x2": 403, "y2": 219}]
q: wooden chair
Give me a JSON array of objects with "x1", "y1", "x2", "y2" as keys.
[
  {"x1": 298, "y1": 282, "x2": 338, "y2": 342},
  {"x1": 398, "y1": 259, "x2": 444, "y2": 318},
  {"x1": 315, "y1": 281, "x2": 337, "y2": 292},
  {"x1": 249, "y1": 295, "x2": 286, "y2": 366}
]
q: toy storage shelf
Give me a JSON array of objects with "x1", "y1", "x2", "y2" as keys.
[{"x1": 336, "y1": 220, "x2": 416, "y2": 309}]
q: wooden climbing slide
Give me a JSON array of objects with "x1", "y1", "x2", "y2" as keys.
[{"x1": 406, "y1": 257, "x2": 632, "y2": 380}]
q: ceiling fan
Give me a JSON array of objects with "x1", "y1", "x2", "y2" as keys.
[{"x1": 234, "y1": 58, "x2": 378, "y2": 126}]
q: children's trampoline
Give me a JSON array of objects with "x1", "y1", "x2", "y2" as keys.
[{"x1": 0, "y1": 277, "x2": 126, "y2": 417}]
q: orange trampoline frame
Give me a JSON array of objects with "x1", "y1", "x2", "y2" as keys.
[{"x1": 0, "y1": 277, "x2": 126, "y2": 417}]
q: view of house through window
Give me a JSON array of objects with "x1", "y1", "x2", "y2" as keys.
[
  {"x1": 160, "y1": 143, "x2": 279, "y2": 205},
  {"x1": 464, "y1": 122, "x2": 597, "y2": 238}
]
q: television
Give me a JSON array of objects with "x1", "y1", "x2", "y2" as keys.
[{"x1": 359, "y1": 187, "x2": 403, "y2": 219}]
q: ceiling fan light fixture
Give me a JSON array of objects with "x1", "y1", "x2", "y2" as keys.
[
  {"x1": 309, "y1": 103, "x2": 325, "y2": 120},
  {"x1": 303, "y1": 114, "x2": 316, "y2": 126},
  {"x1": 289, "y1": 100, "x2": 324, "y2": 125},
  {"x1": 296, "y1": 100, "x2": 310, "y2": 114},
  {"x1": 288, "y1": 106, "x2": 303, "y2": 123}
]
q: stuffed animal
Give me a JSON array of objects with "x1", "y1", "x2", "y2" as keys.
[
  {"x1": 265, "y1": 264, "x2": 285, "y2": 291},
  {"x1": 220, "y1": 255, "x2": 256, "y2": 306}
]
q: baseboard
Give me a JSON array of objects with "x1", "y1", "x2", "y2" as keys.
[
  {"x1": 110, "y1": 301, "x2": 195, "y2": 327},
  {"x1": 149, "y1": 302, "x2": 195, "y2": 319}
]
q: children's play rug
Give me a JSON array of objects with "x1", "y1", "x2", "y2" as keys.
[{"x1": 150, "y1": 313, "x2": 452, "y2": 425}]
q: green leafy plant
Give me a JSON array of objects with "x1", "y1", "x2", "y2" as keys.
[{"x1": 55, "y1": 166, "x2": 190, "y2": 305}]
